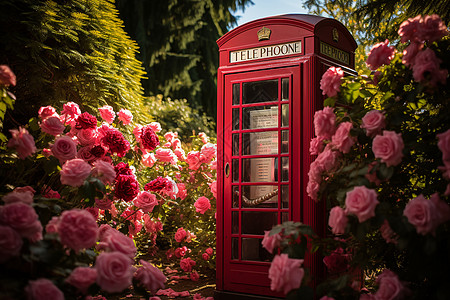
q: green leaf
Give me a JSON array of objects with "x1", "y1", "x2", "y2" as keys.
[
  {"x1": 324, "y1": 97, "x2": 336, "y2": 107},
  {"x1": 347, "y1": 82, "x2": 361, "y2": 91}
]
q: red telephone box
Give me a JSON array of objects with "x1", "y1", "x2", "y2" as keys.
[{"x1": 215, "y1": 14, "x2": 356, "y2": 299}]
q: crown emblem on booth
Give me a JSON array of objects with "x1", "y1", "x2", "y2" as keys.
[{"x1": 257, "y1": 26, "x2": 271, "y2": 41}]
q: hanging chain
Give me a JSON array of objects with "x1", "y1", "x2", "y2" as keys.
[{"x1": 235, "y1": 189, "x2": 279, "y2": 207}]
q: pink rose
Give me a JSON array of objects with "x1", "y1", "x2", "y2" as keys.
[
  {"x1": 309, "y1": 136, "x2": 325, "y2": 155},
  {"x1": 0, "y1": 202, "x2": 41, "y2": 240},
  {"x1": 98, "y1": 105, "x2": 115, "y2": 124},
  {"x1": 402, "y1": 42, "x2": 422, "y2": 67},
  {"x1": 38, "y1": 106, "x2": 59, "y2": 120},
  {"x1": 200, "y1": 143, "x2": 217, "y2": 161},
  {"x1": 149, "y1": 122, "x2": 162, "y2": 132},
  {"x1": 361, "y1": 110, "x2": 386, "y2": 137},
  {"x1": 306, "y1": 173, "x2": 321, "y2": 201},
  {"x1": 320, "y1": 66, "x2": 344, "y2": 97},
  {"x1": 177, "y1": 183, "x2": 187, "y2": 200},
  {"x1": 2, "y1": 189, "x2": 34, "y2": 205},
  {"x1": 40, "y1": 116, "x2": 65, "y2": 136},
  {"x1": 25, "y1": 278, "x2": 64, "y2": 300},
  {"x1": 174, "y1": 148, "x2": 186, "y2": 160},
  {"x1": 328, "y1": 206, "x2": 348, "y2": 234},
  {"x1": 45, "y1": 216, "x2": 60, "y2": 234},
  {"x1": 66, "y1": 267, "x2": 97, "y2": 294},
  {"x1": 95, "y1": 251, "x2": 135, "y2": 293},
  {"x1": 155, "y1": 148, "x2": 178, "y2": 165},
  {"x1": 417, "y1": 14, "x2": 447, "y2": 42},
  {"x1": 314, "y1": 107, "x2": 336, "y2": 139},
  {"x1": 95, "y1": 197, "x2": 113, "y2": 210},
  {"x1": 437, "y1": 129, "x2": 450, "y2": 162},
  {"x1": 209, "y1": 181, "x2": 217, "y2": 199},
  {"x1": 134, "y1": 260, "x2": 167, "y2": 293},
  {"x1": 205, "y1": 247, "x2": 213, "y2": 255},
  {"x1": 331, "y1": 122, "x2": 355, "y2": 153},
  {"x1": 60, "y1": 158, "x2": 92, "y2": 187},
  {"x1": 52, "y1": 136, "x2": 77, "y2": 163},
  {"x1": 194, "y1": 196, "x2": 211, "y2": 214},
  {"x1": 366, "y1": 39, "x2": 396, "y2": 71},
  {"x1": 0, "y1": 65, "x2": 16, "y2": 86},
  {"x1": 61, "y1": 102, "x2": 81, "y2": 125},
  {"x1": 58, "y1": 209, "x2": 98, "y2": 252},
  {"x1": 175, "y1": 227, "x2": 187, "y2": 242},
  {"x1": 7, "y1": 127, "x2": 36, "y2": 159},
  {"x1": 91, "y1": 160, "x2": 116, "y2": 184},
  {"x1": 134, "y1": 191, "x2": 158, "y2": 213},
  {"x1": 375, "y1": 269, "x2": 405, "y2": 300},
  {"x1": 190, "y1": 270, "x2": 200, "y2": 281},
  {"x1": 320, "y1": 297, "x2": 335, "y2": 300},
  {"x1": 77, "y1": 128, "x2": 98, "y2": 146},
  {"x1": 430, "y1": 192, "x2": 450, "y2": 225},
  {"x1": 180, "y1": 257, "x2": 196, "y2": 272},
  {"x1": 118, "y1": 108, "x2": 133, "y2": 125},
  {"x1": 345, "y1": 186, "x2": 379, "y2": 223},
  {"x1": 0, "y1": 225, "x2": 23, "y2": 262},
  {"x1": 175, "y1": 246, "x2": 188, "y2": 258},
  {"x1": 142, "y1": 152, "x2": 157, "y2": 168},
  {"x1": 403, "y1": 194, "x2": 438, "y2": 235},
  {"x1": 199, "y1": 132, "x2": 208, "y2": 144},
  {"x1": 186, "y1": 151, "x2": 205, "y2": 170},
  {"x1": 398, "y1": 15, "x2": 422, "y2": 43},
  {"x1": 365, "y1": 162, "x2": 382, "y2": 185},
  {"x1": 164, "y1": 131, "x2": 177, "y2": 142},
  {"x1": 412, "y1": 48, "x2": 447, "y2": 87},
  {"x1": 202, "y1": 253, "x2": 210, "y2": 260},
  {"x1": 380, "y1": 220, "x2": 398, "y2": 244},
  {"x1": 372, "y1": 131, "x2": 404, "y2": 167},
  {"x1": 314, "y1": 148, "x2": 340, "y2": 172},
  {"x1": 261, "y1": 230, "x2": 282, "y2": 254},
  {"x1": 101, "y1": 228, "x2": 137, "y2": 259},
  {"x1": 76, "y1": 146, "x2": 96, "y2": 162},
  {"x1": 269, "y1": 253, "x2": 304, "y2": 294}
]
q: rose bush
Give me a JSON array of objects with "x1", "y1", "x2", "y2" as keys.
[{"x1": 264, "y1": 14, "x2": 450, "y2": 300}]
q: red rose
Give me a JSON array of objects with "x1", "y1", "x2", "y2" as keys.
[
  {"x1": 101, "y1": 127, "x2": 130, "y2": 157},
  {"x1": 75, "y1": 112, "x2": 98, "y2": 130},
  {"x1": 140, "y1": 125, "x2": 160, "y2": 151},
  {"x1": 115, "y1": 174, "x2": 139, "y2": 202},
  {"x1": 144, "y1": 176, "x2": 171, "y2": 192},
  {"x1": 115, "y1": 162, "x2": 134, "y2": 178}
]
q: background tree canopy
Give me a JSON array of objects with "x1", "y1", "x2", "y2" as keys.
[{"x1": 115, "y1": 0, "x2": 253, "y2": 119}]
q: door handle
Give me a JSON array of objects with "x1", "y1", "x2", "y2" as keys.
[{"x1": 225, "y1": 162, "x2": 230, "y2": 177}]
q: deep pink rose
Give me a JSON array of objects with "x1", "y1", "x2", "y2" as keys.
[
  {"x1": 140, "y1": 125, "x2": 160, "y2": 151},
  {"x1": 309, "y1": 136, "x2": 325, "y2": 155},
  {"x1": 52, "y1": 136, "x2": 77, "y2": 163},
  {"x1": 38, "y1": 106, "x2": 59, "y2": 120},
  {"x1": 200, "y1": 143, "x2": 217, "y2": 161},
  {"x1": 101, "y1": 127, "x2": 130, "y2": 157},
  {"x1": 175, "y1": 246, "x2": 188, "y2": 258},
  {"x1": 7, "y1": 127, "x2": 36, "y2": 159},
  {"x1": 118, "y1": 108, "x2": 133, "y2": 125},
  {"x1": 206, "y1": 247, "x2": 213, "y2": 255},
  {"x1": 323, "y1": 248, "x2": 350, "y2": 274},
  {"x1": 155, "y1": 148, "x2": 178, "y2": 165},
  {"x1": 261, "y1": 230, "x2": 282, "y2": 254},
  {"x1": 209, "y1": 181, "x2": 217, "y2": 199},
  {"x1": 0, "y1": 225, "x2": 23, "y2": 262},
  {"x1": 403, "y1": 194, "x2": 438, "y2": 235},
  {"x1": 398, "y1": 15, "x2": 422, "y2": 43},
  {"x1": 76, "y1": 146, "x2": 96, "y2": 162},
  {"x1": 366, "y1": 39, "x2": 395, "y2": 71},
  {"x1": 75, "y1": 112, "x2": 98, "y2": 130},
  {"x1": 175, "y1": 227, "x2": 187, "y2": 243},
  {"x1": 66, "y1": 267, "x2": 97, "y2": 294},
  {"x1": 115, "y1": 174, "x2": 139, "y2": 202},
  {"x1": 57, "y1": 209, "x2": 98, "y2": 252},
  {"x1": 186, "y1": 151, "x2": 205, "y2": 170},
  {"x1": 144, "y1": 176, "x2": 171, "y2": 193},
  {"x1": 60, "y1": 158, "x2": 92, "y2": 187},
  {"x1": 90, "y1": 144, "x2": 108, "y2": 159},
  {"x1": 77, "y1": 128, "x2": 98, "y2": 146},
  {"x1": 437, "y1": 129, "x2": 450, "y2": 162},
  {"x1": 2, "y1": 189, "x2": 34, "y2": 205},
  {"x1": 372, "y1": 131, "x2": 404, "y2": 167},
  {"x1": 194, "y1": 196, "x2": 211, "y2": 214},
  {"x1": 375, "y1": 269, "x2": 405, "y2": 300},
  {"x1": 134, "y1": 191, "x2": 158, "y2": 213},
  {"x1": 0, "y1": 202, "x2": 41, "y2": 240},
  {"x1": 190, "y1": 270, "x2": 200, "y2": 282},
  {"x1": 134, "y1": 260, "x2": 167, "y2": 293},
  {"x1": 98, "y1": 105, "x2": 115, "y2": 124},
  {"x1": 92, "y1": 160, "x2": 116, "y2": 184},
  {"x1": 314, "y1": 107, "x2": 336, "y2": 139},
  {"x1": 412, "y1": 48, "x2": 447, "y2": 86},
  {"x1": 418, "y1": 14, "x2": 447, "y2": 42},
  {"x1": 269, "y1": 253, "x2": 304, "y2": 294},
  {"x1": 202, "y1": 253, "x2": 210, "y2": 260},
  {"x1": 101, "y1": 228, "x2": 136, "y2": 259},
  {"x1": 95, "y1": 251, "x2": 135, "y2": 293},
  {"x1": 177, "y1": 183, "x2": 187, "y2": 200},
  {"x1": 40, "y1": 116, "x2": 65, "y2": 136},
  {"x1": 25, "y1": 278, "x2": 64, "y2": 300},
  {"x1": 180, "y1": 257, "x2": 196, "y2": 272},
  {"x1": 0, "y1": 65, "x2": 16, "y2": 86},
  {"x1": 320, "y1": 66, "x2": 344, "y2": 98},
  {"x1": 331, "y1": 122, "x2": 355, "y2": 153},
  {"x1": 328, "y1": 206, "x2": 348, "y2": 235},
  {"x1": 402, "y1": 42, "x2": 422, "y2": 67},
  {"x1": 361, "y1": 110, "x2": 386, "y2": 137},
  {"x1": 95, "y1": 197, "x2": 113, "y2": 210},
  {"x1": 345, "y1": 186, "x2": 379, "y2": 223}
]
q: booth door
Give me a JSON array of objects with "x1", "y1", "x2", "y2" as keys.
[{"x1": 223, "y1": 67, "x2": 299, "y2": 296}]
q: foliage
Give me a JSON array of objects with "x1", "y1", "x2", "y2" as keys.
[
  {"x1": 115, "y1": 0, "x2": 254, "y2": 118},
  {"x1": 264, "y1": 14, "x2": 450, "y2": 300},
  {"x1": 0, "y1": 0, "x2": 149, "y2": 130}
]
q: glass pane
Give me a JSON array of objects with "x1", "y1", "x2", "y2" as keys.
[
  {"x1": 241, "y1": 185, "x2": 278, "y2": 208},
  {"x1": 232, "y1": 108, "x2": 240, "y2": 130},
  {"x1": 232, "y1": 133, "x2": 239, "y2": 156},
  {"x1": 242, "y1": 158, "x2": 276, "y2": 183},
  {"x1": 242, "y1": 238, "x2": 273, "y2": 262},
  {"x1": 281, "y1": 157, "x2": 289, "y2": 182},
  {"x1": 243, "y1": 106, "x2": 278, "y2": 130},
  {"x1": 282, "y1": 78, "x2": 289, "y2": 101},
  {"x1": 282, "y1": 212, "x2": 289, "y2": 223},
  {"x1": 282, "y1": 104, "x2": 289, "y2": 127},
  {"x1": 281, "y1": 185, "x2": 289, "y2": 208},
  {"x1": 232, "y1": 237, "x2": 239, "y2": 260},
  {"x1": 281, "y1": 130, "x2": 289, "y2": 153},
  {"x1": 242, "y1": 79, "x2": 278, "y2": 104},
  {"x1": 232, "y1": 211, "x2": 239, "y2": 234},
  {"x1": 232, "y1": 159, "x2": 239, "y2": 183},
  {"x1": 243, "y1": 131, "x2": 278, "y2": 155},
  {"x1": 232, "y1": 186, "x2": 239, "y2": 208},
  {"x1": 232, "y1": 83, "x2": 240, "y2": 105},
  {"x1": 242, "y1": 211, "x2": 278, "y2": 235}
]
